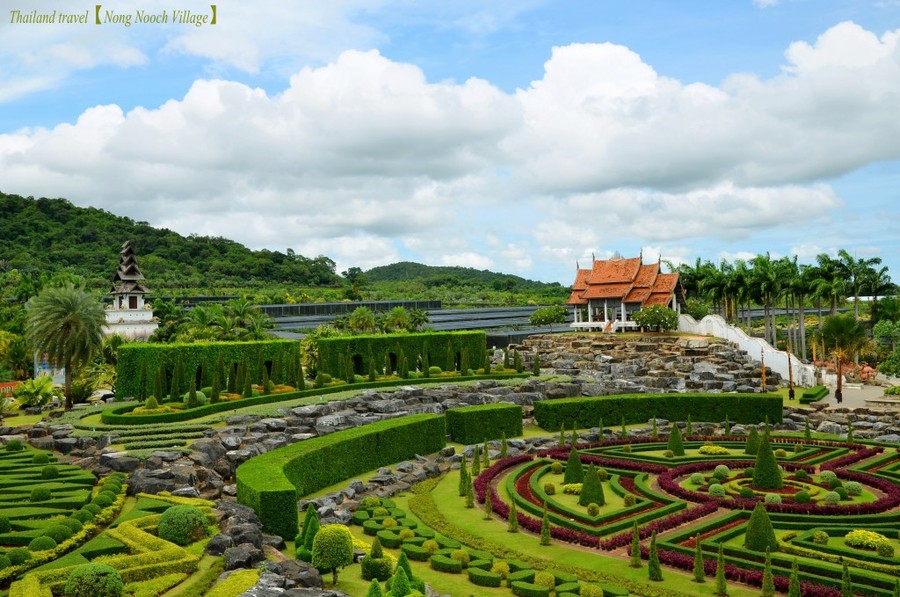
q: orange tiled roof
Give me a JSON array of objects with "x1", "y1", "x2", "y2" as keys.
[
  {"x1": 645, "y1": 292, "x2": 673, "y2": 307},
  {"x1": 567, "y1": 290, "x2": 587, "y2": 305},
  {"x1": 624, "y1": 287, "x2": 652, "y2": 303},
  {"x1": 632, "y1": 263, "x2": 659, "y2": 288},
  {"x1": 569, "y1": 256, "x2": 680, "y2": 309},
  {"x1": 651, "y1": 272, "x2": 679, "y2": 294},
  {"x1": 572, "y1": 269, "x2": 591, "y2": 291},
  {"x1": 581, "y1": 283, "x2": 634, "y2": 300},
  {"x1": 587, "y1": 257, "x2": 641, "y2": 285}
]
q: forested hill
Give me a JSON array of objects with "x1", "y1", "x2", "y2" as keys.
[
  {"x1": 366, "y1": 261, "x2": 565, "y2": 293},
  {"x1": 0, "y1": 192, "x2": 341, "y2": 289}
]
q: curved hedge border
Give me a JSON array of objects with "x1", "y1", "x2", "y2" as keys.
[
  {"x1": 533, "y1": 393, "x2": 782, "y2": 431},
  {"x1": 102, "y1": 374, "x2": 529, "y2": 425},
  {"x1": 236, "y1": 414, "x2": 445, "y2": 540}
]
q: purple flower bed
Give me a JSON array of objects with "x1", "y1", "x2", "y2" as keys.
[
  {"x1": 819, "y1": 447, "x2": 884, "y2": 471},
  {"x1": 598, "y1": 501, "x2": 719, "y2": 551}
]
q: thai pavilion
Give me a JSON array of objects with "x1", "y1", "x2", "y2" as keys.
[
  {"x1": 567, "y1": 254, "x2": 684, "y2": 331},
  {"x1": 103, "y1": 240, "x2": 158, "y2": 339}
]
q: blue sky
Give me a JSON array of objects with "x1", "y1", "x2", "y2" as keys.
[{"x1": 1, "y1": 0, "x2": 898, "y2": 284}]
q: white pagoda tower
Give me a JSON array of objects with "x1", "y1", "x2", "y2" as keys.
[{"x1": 104, "y1": 240, "x2": 158, "y2": 339}]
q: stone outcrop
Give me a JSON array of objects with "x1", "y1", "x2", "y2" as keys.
[{"x1": 521, "y1": 333, "x2": 782, "y2": 393}]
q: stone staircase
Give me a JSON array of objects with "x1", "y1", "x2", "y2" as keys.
[{"x1": 519, "y1": 333, "x2": 782, "y2": 395}]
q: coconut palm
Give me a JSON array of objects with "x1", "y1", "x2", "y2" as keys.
[
  {"x1": 837, "y1": 249, "x2": 882, "y2": 320},
  {"x1": 820, "y1": 313, "x2": 869, "y2": 404},
  {"x1": 751, "y1": 253, "x2": 780, "y2": 346},
  {"x1": 25, "y1": 284, "x2": 106, "y2": 410}
]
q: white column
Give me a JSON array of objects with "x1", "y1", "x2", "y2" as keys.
[{"x1": 587, "y1": 301, "x2": 593, "y2": 323}]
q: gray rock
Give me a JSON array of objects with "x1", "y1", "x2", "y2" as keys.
[
  {"x1": 172, "y1": 486, "x2": 200, "y2": 498},
  {"x1": 874, "y1": 433, "x2": 900, "y2": 443},
  {"x1": 206, "y1": 533, "x2": 234, "y2": 555},
  {"x1": 100, "y1": 453, "x2": 141, "y2": 473},
  {"x1": 228, "y1": 523, "x2": 264, "y2": 549},
  {"x1": 816, "y1": 421, "x2": 843, "y2": 435},
  {"x1": 224, "y1": 543, "x2": 265, "y2": 570}
]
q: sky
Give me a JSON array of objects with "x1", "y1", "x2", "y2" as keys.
[{"x1": 1, "y1": 0, "x2": 899, "y2": 285}]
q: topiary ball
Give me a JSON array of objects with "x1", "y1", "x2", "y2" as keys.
[
  {"x1": 587, "y1": 503, "x2": 600, "y2": 516},
  {"x1": 7, "y1": 548, "x2": 31, "y2": 565},
  {"x1": 714, "y1": 465, "x2": 730, "y2": 477},
  {"x1": 84, "y1": 504, "x2": 102, "y2": 515},
  {"x1": 92, "y1": 493, "x2": 114, "y2": 509},
  {"x1": 793, "y1": 491, "x2": 811, "y2": 504},
  {"x1": 819, "y1": 470, "x2": 837, "y2": 483},
  {"x1": 43, "y1": 524, "x2": 74, "y2": 543},
  {"x1": 28, "y1": 535, "x2": 57, "y2": 551},
  {"x1": 534, "y1": 571, "x2": 556, "y2": 590},
  {"x1": 623, "y1": 493, "x2": 637, "y2": 507},
  {"x1": 64, "y1": 563, "x2": 123, "y2": 597},
  {"x1": 794, "y1": 469, "x2": 809, "y2": 481},
  {"x1": 764, "y1": 493, "x2": 782, "y2": 504},
  {"x1": 744, "y1": 467, "x2": 755, "y2": 478},
  {"x1": 30, "y1": 487, "x2": 51, "y2": 502},
  {"x1": 32, "y1": 452, "x2": 50, "y2": 464},
  {"x1": 844, "y1": 481, "x2": 862, "y2": 496},
  {"x1": 708, "y1": 484, "x2": 726, "y2": 497},
  {"x1": 72, "y1": 510, "x2": 93, "y2": 524},
  {"x1": 59, "y1": 518, "x2": 84, "y2": 534},
  {"x1": 740, "y1": 488, "x2": 755, "y2": 499},
  {"x1": 824, "y1": 491, "x2": 841, "y2": 504},
  {"x1": 834, "y1": 487, "x2": 849, "y2": 501},
  {"x1": 690, "y1": 473, "x2": 705, "y2": 485},
  {"x1": 41, "y1": 465, "x2": 60, "y2": 480},
  {"x1": 812, "y1": 530, "x2": 829, "y2": 545},
  {"x1": 157, "y1": 505, "x2": 208, "y2": 546},
  {"x1": 543, "y1": 483, "x2": 556, "y2": 495}
]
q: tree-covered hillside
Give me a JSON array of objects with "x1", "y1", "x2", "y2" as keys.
[
  {"x1": 0, "y1": 192, "x2": 340, "y2": 289},
  {"x1": 366, "y1": 261, "x2": 565, "y2": 294}
]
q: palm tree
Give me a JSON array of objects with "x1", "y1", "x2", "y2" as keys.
[
  {"x1": 751, "y1": 254, "x2": 780, "y2": 346},
  {"x1": 25, "y1": 284, "x2": 106, "y2": 410},
  {"x1": 837, "y1": 249, "x2": 882, "y2": 320},
  {"x1": 793, "y1": 264, "x2": 818, "y2": 360},
  {"x1": 815, "y1": 254, "x2": 845, "y2": 318},
  {"x1": 820, "y1": 313, "x2": 869, "y2": 405}
]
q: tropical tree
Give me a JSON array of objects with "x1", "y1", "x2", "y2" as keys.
[
  {"x1": 348, "y1": 307, "x2": 377, "y2": 335},
  {"x1": 25, "y1": 284, "x2": 106, "y2": 410},
  {"x1": 751, "y1": 254, "x2": 780, "y2": 346},
  {"x1": 837, "y1": 249, "x2": 882, "y2": 320},
  {"x1": 814, "y1": 253, "x2": 846, "y2": 319},
  {"x1": 820, "y1": 313, "x2": 869, "y2": 404},
  {"x1": 529, "y1": 305, "x2": 568, "y2": 332}
]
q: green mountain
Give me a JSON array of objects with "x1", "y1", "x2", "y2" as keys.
[
  {"x1": 0, "y1": 192, "x2": 341, "y2": 289},
  {"x1": 366, "y1": 261, "x2": 564, "y2": 294}
]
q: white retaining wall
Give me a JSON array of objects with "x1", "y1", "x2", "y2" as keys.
[{"x1": 679, "y1": 314, "x2": 818, "y2": 388}]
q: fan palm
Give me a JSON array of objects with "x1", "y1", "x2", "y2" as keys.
[
  {"x1": 25, "y1": 284, "x2": 106, "y2": 410},
  {"x1": 820, "y1": 313, "x2": 869, "y2": 404}
]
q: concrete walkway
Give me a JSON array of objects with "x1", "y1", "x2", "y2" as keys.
[{"x1": 812, "y1": 375, "x2": 899, "y2": 410}]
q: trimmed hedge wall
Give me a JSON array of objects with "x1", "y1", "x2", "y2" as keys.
[
  {"x1": 317, "y1": 331, "x2": 486, "y2": 378},
  {"x1": 533, "y1": 393, "x2": 782, "y2": 430},
  {"x1": 445, "y1": 403, "x2": 523, "y2": 444},
  {"x1": 236, "y1": 414, "x2": 445, "y2": 540},
  {"x1": 116, "y1": 340, "x2": 301, "y2": 399}
]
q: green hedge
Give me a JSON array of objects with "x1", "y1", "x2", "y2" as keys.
[
  {"x1": 116, "y1": 340, "x2": 301, "y2": 399},
  {"x1": 236, "y1": 414, "x2": 445, "y2": 540},
  {"x1": 800, "y1": 386, "x2": 829, "y2": 404},
  {"x1": 511, "y1": 580, "x2": 551, "y2": 597},
  {"x1": 445, "y1": 403, "x2": 523, "y2": 444},
  {"x1": 468, "y1": 567, "x2": 502, "y2": 587},
  {"x1": 317, "y1": 331, "x2": 486, "y2": 378},
  {"x1": 401, "y1": 543, "x2": 431, "y2": 562},
  {"x1": 533, "y1": 393, "x2": 782, "y2": 430},
  {"x1": 430, "y1": 554, "x2": 463, "y2": 573}
]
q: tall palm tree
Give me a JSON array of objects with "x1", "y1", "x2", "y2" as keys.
[
  {"x1": 793, "y1": 264, "x2": 818, "y2": 360},
  {"x1": 815, "y1": 254, "x2": 845, "y2": 317},
  {"x1": 25, "y1": 284, "x2": 106, "y2": 410},
  {"x1": 751, "y1": 253, "x2": 780, "y2": 346},
  {"x1": 820, "y1": 313, "x2": 869, "y2": 405},
  {"x1": 837, "y1": 249, "x2": 882, "y2": 320}
]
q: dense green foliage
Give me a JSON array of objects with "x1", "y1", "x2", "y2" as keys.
[
  {"x1": 578, "y1": 464, "x2": 605, "y2": 507},
  {"x1": 563, "y1": 449, "x2": 584, "y2": 485},
  {"x1": 533, "y1": 393, "x2": 782, "y2": 430},
  {"x1": 445, "y1": 403, "x2": 523, "y2": 444},
  {"x1": 633, "y1": 305, "x2": 679, "y2": 332},
  {"x1": 157, "y1": 505, "x2": 208, "y2": 546},
  {"x1": 667, "y1": 424, "x2": 685, "y2": 456},
  {"x1": 752, "y1": 434, "x2": 783, "y2": 490},
  {"x1": 311, "y1": 524, "x2": 354, "y2": 585},
  {"x1": 236, "y1": 414, "x2": 445, "y2": 539},
  {"x1": 0, "y1": 192, "x2": 340, "y2": 288},
  {"x1": 64, "y1": 563, "x2": 123, "y2": 597},
  {"x1": 316, "y1": 331, "x2": 486, "y2": 379},
  {"x1": 115, "y1": 340, "x2": 299, "y2": 399}
]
